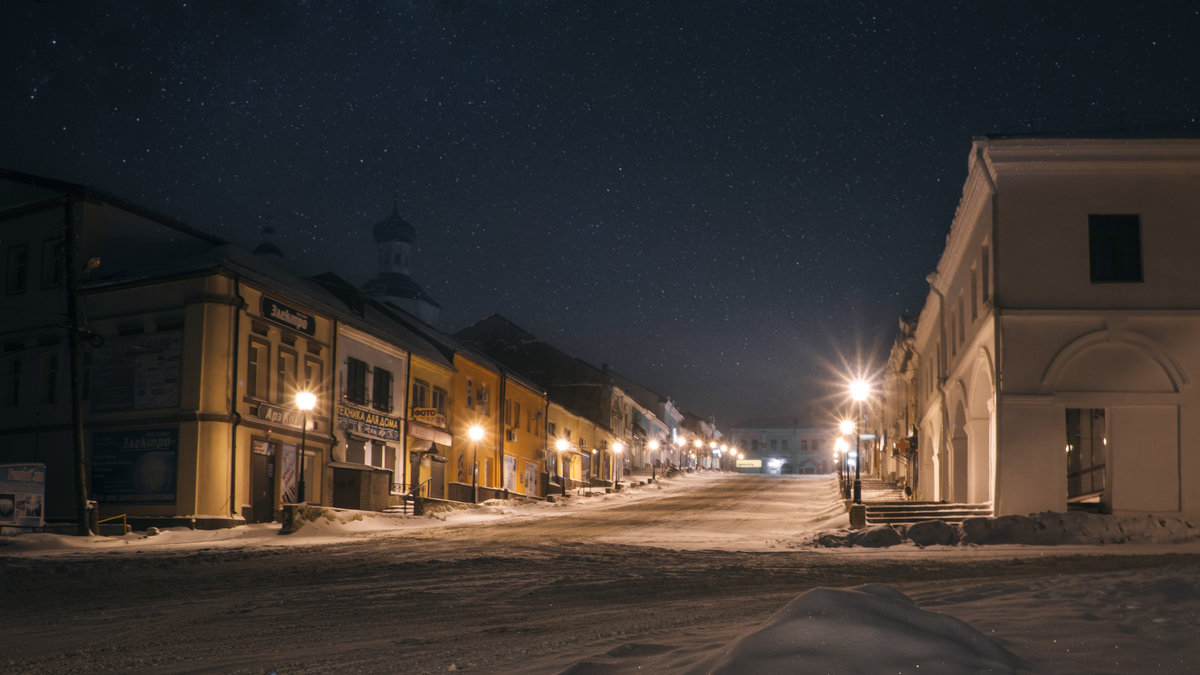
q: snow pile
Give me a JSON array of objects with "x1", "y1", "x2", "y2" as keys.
[
  {"x1": 812, "y1": 511, "x2": 1200, "y2": 548},
  {"x1": 707, "y1": 584, "x2": 1027, "y2": 674}
]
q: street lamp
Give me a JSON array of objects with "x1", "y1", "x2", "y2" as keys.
[
  {"x1": 468, "y1": 424, "x2": 484, "y2": 503},
  {"x1": 556, "y1": 438, "x2": 569, "y2": 496},
  {"x1": 295, "y1": 391, "x2": 316, "y2": 503},
  {"x1": 834, "y1": 435, "x2": 849, "y2": 497},
  {"x1": 612, "y1": 441, "x2": 624, "y2": 488},
  {"x1": 849, "y1": 379, "x2": 870, "y2": 504},
  {"x1": 648, "y1": 439, "x2": 660, "y2": 480}
]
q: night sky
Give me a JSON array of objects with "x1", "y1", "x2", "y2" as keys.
[{"x1": 5, "y1": 1, "x2": 1200, "y2": 428}]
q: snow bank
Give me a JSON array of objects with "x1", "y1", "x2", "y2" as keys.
[
  {"x1": 812, "y1": 511, "x2": 1200, "y2": 548},
  {"x1": 707, "y1": 584, "x2": 1027, "y2": 674}
]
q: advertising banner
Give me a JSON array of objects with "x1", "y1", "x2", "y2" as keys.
[
  {"x1": 736, "y1": 459, "x2": 763, "y2": 468},
  {"x1": 336, "y1": 403, "x2": 402, "y2": 441},
  {"x1": 0, "y1": 463, "x2": 46, "y2": 529},
  {"x1": 91, "y1": 428, "x2": 178, "y2": 504},
  {"x1": 90, "y1": 331, "x2": 182, "y2": 412},
  {"x1": 280, "y1": 443, "x2": 297, "y2": 503}
]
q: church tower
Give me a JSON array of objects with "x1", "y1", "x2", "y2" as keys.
[{"x1": 361, "y1": 205, "x2": 441, "y2": 323}]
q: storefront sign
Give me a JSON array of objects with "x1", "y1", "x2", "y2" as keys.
[
  {"x1": 91, "y1": 428, "x2": 178, "y2": 504},
  {"x1": 0, "y1": 463, "x2": 45, "y2": 529},
  {"x1": 256, "y1": 402, "x2": 304, "y2": 428},
  {"x1": 736, "y1": 459, "x2": 763, "y2": 468},
  {"x1": 409, "y1": 421, "x2": 453, "y2": 446},
  {"x1": 260, "y1": 296, "x2": 315, "y2": 336},
  {"x1": 337, "y1": 403, "x2": 402, "y2": 441},
  {"x1": 412, "y1": 408, "x2": 446, "y2": 428}
]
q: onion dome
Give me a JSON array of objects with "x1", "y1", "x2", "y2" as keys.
[{"x1": 372, "y1": 204, "x2": 415, "y2": 244}]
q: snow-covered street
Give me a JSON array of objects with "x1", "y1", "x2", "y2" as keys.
[{"x1": 2, "y1": 472, "x2": 1198, "y2": 673}]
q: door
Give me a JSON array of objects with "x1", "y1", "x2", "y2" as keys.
[
  {"x1": 430, "y1": 460, "x2": 446, "y2": 499},
  {"x1": 251, "y1": 442, "x2": 276, "y2": 523}
]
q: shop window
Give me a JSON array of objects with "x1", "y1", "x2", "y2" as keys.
[{"x1": 1089, "y1": 214, "x2": 1142, "y2": 283}]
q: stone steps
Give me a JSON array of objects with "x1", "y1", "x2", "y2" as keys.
[{"x1": 864, "y1": 501, "x2": 993, "y2": 525}]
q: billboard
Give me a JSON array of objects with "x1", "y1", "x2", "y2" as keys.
[
  {"x1": 0, "y1": 463, "x2": 46, "y2": 530},
  {"x1": 91, "y1": 428, "x2": 179, "y2": 504}
]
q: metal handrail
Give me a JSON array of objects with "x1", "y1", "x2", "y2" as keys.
[{"x1": 97, "y1": 513, "x2": 128, "y2": 534}]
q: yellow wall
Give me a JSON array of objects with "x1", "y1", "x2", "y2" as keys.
[
  {"x1": 501, "y1": 377, "x2": 546, "y2": 497},
  {"x1": 407, "y1": 353, "x2": 456, "y2": 497},
  {"x1": 450, "y1": 354, "x2": 500, "y2": 492}
]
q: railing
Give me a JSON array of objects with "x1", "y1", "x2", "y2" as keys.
[{"x1": 97, "y1": 513, "x2": 128, "y2": 535}]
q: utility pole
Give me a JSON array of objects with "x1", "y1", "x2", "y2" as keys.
[{"x1": 63, "y1": 196, "x2": 90, "y2": 536}]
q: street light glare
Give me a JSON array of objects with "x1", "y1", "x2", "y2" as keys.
[
  {"x1": 468, "y1": 425, "x2": 484, "y2": 441},
  {"x1": 613, "y1": 442, "x2": 624, "y2": 453},
  {"x1": 839, "y1": 419, "x2": 855, "y2": 435},
  {"x1": 850, "y1": 379, "x2": 870, "y2": 402},
  {"x1": 295, "y1": 391, "x2": 316, "y2": 411},
  {"x1": 556, "y1": 438, "x2": 569, "y2": 452}
]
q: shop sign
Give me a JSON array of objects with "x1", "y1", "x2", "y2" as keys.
[
  {"x1": 256, "y1": 403, "x2": 304, "y2": 428},
  {"x1": 260, "y1": 296, "x2": 315, "y2": 336},
  {"x1": 337, "y1": 403, "x2": 402, "y2": 441},
  {"x1": 736, "y1": 459, "x2": 763, "y2": 468},
  {"x1": 412, "y1": 407, "x2": 446, "y2": 428},
  {"x1": 0, "y1": 463, "x2": 45, "y2": 529}
]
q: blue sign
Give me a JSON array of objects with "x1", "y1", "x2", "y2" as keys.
[{"x1": 92, "y1": 428, "x2": 179, "y2": 504}]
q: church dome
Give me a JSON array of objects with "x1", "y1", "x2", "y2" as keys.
[{"x1": 372, "y1": 205, "x2": 415, "y2": 244}]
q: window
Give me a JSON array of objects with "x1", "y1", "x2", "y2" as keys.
[
  {"x1": 432, "y1": 386, "x2": 448, "y2": 416},
  {"x1": 411, "y1": 378, "x2": 429, "y2": 410},
  {"x1": 479, "y1": 384, "x2": 489, "y2": 415},
  {"x1": 345, "y1": 357, "x2": 368, "y2": 405},
  {"x1": 2, "y1": 358, "x2": 19, "y2": 406},
  {"x1": 39, "y1": 352, "x2": 58, "y2": 404},
  {"x1": 303, "y1": 357, "x2": 322, "y2": 396},
  {"x1": 465, "y1": 378, "x2": 474, "y2": 409},
  {"x1": 1089, "y1": 214, "x2": 1142, "y2": 283},
  {"x1": 39, "y1": 239, "x2": 64, "y2": 288},
  {"x1": 277, "y1": 349, "x2": 297, "y2": 404},
  {"x1": 980, "y1": 246, "x2": 990, "y2": 301},
  {"x1": 6, "y1": 245, "x2": 28, "y2": 294},
  {"x1": 1066, "y1": 408, "x2": 1107, "y2": 499},
  {"x1": 548, "y1": 421, "x2": 557, "y2": 438},
  {"x1": 372, "y1": 367, "x2": 393, "y2": 412},
  {"x1": 247, "y1": 339, "x2": 269, "y2": 399}
]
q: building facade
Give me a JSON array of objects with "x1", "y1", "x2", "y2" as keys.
[{"x1": 914, "y1": 137, "x2": 1200, "y2": 517}]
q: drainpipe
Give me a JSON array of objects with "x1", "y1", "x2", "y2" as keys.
[
  {"x1": 229, "y1": 277, "x2": 246, "y2": 521},
  {"x1": 497, "y1": 371, "x2": 507, "y2": 499}
]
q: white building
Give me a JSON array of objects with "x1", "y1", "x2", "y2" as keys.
[{"x1": 915, "y1": 136, "x2": 1200, "y2": 517}]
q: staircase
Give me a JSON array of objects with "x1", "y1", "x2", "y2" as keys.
[
  {"x1": 865, "y1": 501, "x2": 993, "y2": 525},
  {"x1": 856, "y1": 478, "x2": 992, "y2": 525}
]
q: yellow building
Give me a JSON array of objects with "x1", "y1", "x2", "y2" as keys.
[
  {"x1": 448, "y1": 351, "x2": 499, "y2": 502},
  {"x1": 547, "y1": 402, "x2": 616, "y2": 490},
  {"x1": 500, "y1": 373, "x2": 547, "y2": 498},
  {"x1": 404, "y1": 349, "x2": 455, "y2": 501}
]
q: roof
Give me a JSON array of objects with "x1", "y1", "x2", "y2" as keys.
[{"x1": 361, "y1": 272, "x2": 441, "y2": 307}]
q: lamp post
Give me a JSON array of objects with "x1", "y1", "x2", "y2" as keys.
[
  {"x1": 612, "y1": 441, "x2": 623, "y2": 488},
  {"x1": 556, "y1": 438, "x2": 569, "y2": 496},
  {"x1": 468, "y1": 424, "x2": 484, "y2": 503},
  {"x1": 850, "y1": 379, "x2": 870, "y2": 504},
  {"x1": 834, "y1": 435, "x2": 849, "y2": 498},
  {"x1": 648, "y1": 439, "x2": 659, "y2": 480},
  {"x1": 295, "y1": 391, "x2": 316, "y2": 503}
]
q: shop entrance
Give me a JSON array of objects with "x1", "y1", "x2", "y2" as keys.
[{"x1": 251, "y1": 440, "x2": 276, "y2": 523}]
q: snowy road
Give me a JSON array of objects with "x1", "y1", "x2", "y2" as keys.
[{"x1": 2, "y1": 473, "x2": 1199, "y2": 673}]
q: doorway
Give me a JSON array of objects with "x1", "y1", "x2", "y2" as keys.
[{"x1": 251, "y1": 440, "x2": 276, "y2": 523}]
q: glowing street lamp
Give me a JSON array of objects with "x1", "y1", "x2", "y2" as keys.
[
  {"x1": 468, "y1": 424, "x2": 484, "y2": 503},
  {"x1": 849, "y1": 379, "x2": 870, "y2": 504},
  {"x1": 295, "y1": 391, "x2": 317, "y2": 503},
  {"x1": 555, "y1": 437, "x2": 569, "y2": 496},
  {"x1": 612, "y1": 441, "x2": 624, "y2": 488}
]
